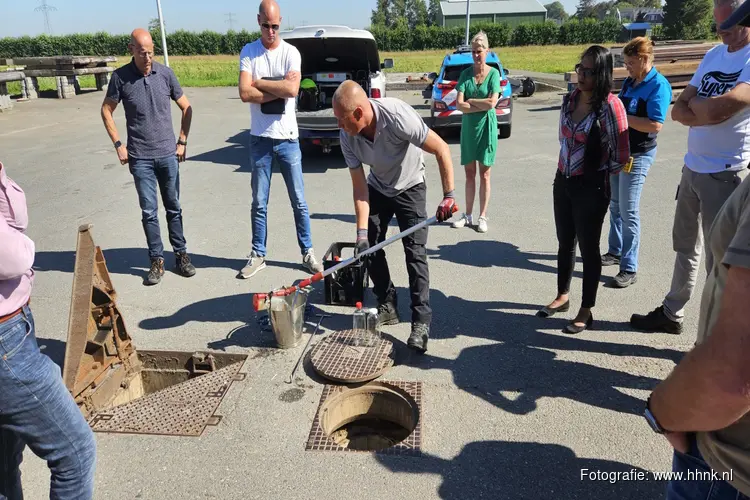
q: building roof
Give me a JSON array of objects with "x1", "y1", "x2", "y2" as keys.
[{"x1": 440, "y1": 0, "x2": 548, "y2": 16}]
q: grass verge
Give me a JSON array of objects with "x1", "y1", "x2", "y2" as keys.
[{"x1": 3, "y1": 45, "x2": 589, "y2": 93}]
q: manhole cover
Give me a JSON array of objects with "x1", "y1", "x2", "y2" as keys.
[
  {"x1": 305, "y1": 381, "x2": 423, "y2": 455},
  {"x1": 309, "y1": 329, "x2": 394, "y2": 383},
  {"x1": 88, "y1": 361, "x2": 245, "y2": 437}
]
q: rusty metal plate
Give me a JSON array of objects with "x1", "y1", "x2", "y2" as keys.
[
  {"x1": 88, "y1": 361, "x2": 245, "y2": 437},
  {"x1": 309, "y1": 329, "x2": 394, "y2": 384},
  {"x1": 305, "y1": 381, "x2": 423, "y2": 456}
]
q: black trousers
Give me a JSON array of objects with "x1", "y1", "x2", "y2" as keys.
[
  {"x1": 553, "y1": 170, "x2": 610, "y2": 308},
  {"x1": 367, "y1": 182, "x2": 431, "y2": 325}
]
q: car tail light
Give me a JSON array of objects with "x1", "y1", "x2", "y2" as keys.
[
  {"x1": 500, "y1": 79, "x2": 509, "y2": 87},
  {"x1": 434, "y1": 101, "x2": 447, "y2": 110},
  {"x1": 437, "y1": 81, "x2": 456, "y2": 90},
  {"x1": 496, "y1": 98, "x2": 510, "y2": 108},
  {"x1": 370, "y1": 88, "x2": 381, "y2": 98}
]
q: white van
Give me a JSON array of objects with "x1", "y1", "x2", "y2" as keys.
[{"x1": 281, "y1": 25, "x2": 394, "y2": 153}]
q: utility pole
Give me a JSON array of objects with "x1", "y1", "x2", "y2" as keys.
[
  {"x1": 464, "y1": 0, "x2": 471, "y2": 45},
  {"x1": 34, "y1": 0, "x2": 56, "y2": 35},
  {"x1": 155, "y1": 0, "x2": 170, "y2": 67},
  {"x1": 225, "y1": 12, "x2": 237, "y2": 31}
]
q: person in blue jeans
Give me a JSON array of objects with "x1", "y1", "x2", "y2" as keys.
[
  {"x1": 1, "y1": 161, "x2": 97, "y2": 499},
  {"x1": 237, "y1": 0, "x2": 323, "y2": 278},
  {"x1": 101, "y1": 28, "x2": 196, "y2": 286},
  {"x1": 602, "y1": 37, "x2": 672, "y2": 288}
]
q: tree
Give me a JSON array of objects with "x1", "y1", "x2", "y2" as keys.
[
  {"x1": 371, "y1": 0, "x2": 391, "y2": 26},
  {"x1": 428, "y1": 0, "x2": 441, "y2": 25},
  {"x1": 663, "y1": 0, "x2": 712, "y2": 39},
  {"x1": 391, "y1": 0, "x2": 409, "y2": 23},
  {"x1": 407, "y1": 0, "x2": 429, "y2": 27},
  {"x1": 575, "y1": 0, "x2": 597, "y2": 18},
  {"x1": 544, "y1": 1, "x2": 569, "y2": 20}
]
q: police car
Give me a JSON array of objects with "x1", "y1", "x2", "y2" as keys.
[{"x1": 426, "y1": 44, "x2": 513, "y2": 138}]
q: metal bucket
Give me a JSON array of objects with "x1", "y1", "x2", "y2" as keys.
[{"x1": 269, "y1": 290, "x2": 308, "y2": 349}]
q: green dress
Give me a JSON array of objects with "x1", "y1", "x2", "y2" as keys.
[{"x1": 456, "y1": 66, "x2": 501, "y2": 166}]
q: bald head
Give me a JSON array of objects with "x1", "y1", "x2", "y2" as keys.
[
  {"x1": 130, "y1": 28, "x2": 152, "y2": 47},
  {"x1": 259, "y1": 0, "x2": 280, "y2": 17},
  {"x1": 128, "y1": 28, "x2": 155, "y2": 75},
  {"x1": 333, "y1": 80, "x2": 368, "y2": 113}
]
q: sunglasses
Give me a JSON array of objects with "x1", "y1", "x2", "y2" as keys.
[
  {"x1": 575, "y1": 64, "x2": 594, "y2": 78},
  {"x1": 262, "y1": 22, "x2": 280, "y2": 31}
]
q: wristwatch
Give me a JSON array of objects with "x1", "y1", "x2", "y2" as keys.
[
  {"x1": 114, "y1": 140, "x2": 122, "y2": 149},
  {"x1": 177, "y1": 139, "x2": 187, "y2": 146},
  {"x1": 644, "y1": 396, "x2": 665, "y2": 434}
]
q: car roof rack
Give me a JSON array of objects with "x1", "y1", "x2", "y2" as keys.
[{"x1": 454, "y1": 44, "x2": 472, "y2": 54}]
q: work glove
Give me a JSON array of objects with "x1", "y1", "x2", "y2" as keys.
[
  {"x1": 436, "y1": 190, "x2": 457, "y2": 222},
  {"x1": 354, "y1": 228, "x2": 369, "y2": 257}
]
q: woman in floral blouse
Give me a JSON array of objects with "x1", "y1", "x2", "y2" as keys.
[{"x1": 537, "y1": 45, "x2": 630, "y2": 334}]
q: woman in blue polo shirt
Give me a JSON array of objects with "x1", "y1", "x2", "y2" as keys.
[{"x1": 602, "y1": 37, "x2": 672, "y2": 288}]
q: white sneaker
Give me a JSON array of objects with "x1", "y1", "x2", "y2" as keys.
[
  {"x1": 239, "y1": 251, "x2": 266, "y2": 279},
  {"x1": 303, "y1": 249, "x2": 323, "y2": 274},
  {"x1": 477, "y1": 216, "x2": 488, "y2": 233},
  {"x1": 452, "y1": 213, "x2": 472, "y2": 228}
]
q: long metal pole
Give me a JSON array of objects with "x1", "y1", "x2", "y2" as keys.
[
  {"x1": 155, "y1": 0, "x2": 170, "y2": 67},
  {"x1": 464, "y1": 0, "x2": 471, "y2": 45}
]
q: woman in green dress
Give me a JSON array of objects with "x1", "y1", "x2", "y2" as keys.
[{"x1": 452, "y1": 31, "x2": 501, "y2": 234}]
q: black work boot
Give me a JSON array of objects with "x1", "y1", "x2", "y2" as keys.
[
  {"x1": 145, "y1": 257, "x2": 165, "y2": 286},
  {"x1": 601, "y1": 253, "x2": 621, "y2": 266},
  {"x1": 408, "y1": 323, "x2": 429, "y2": 353},
  {"x1": 175, "y1": 251, "x2": 196, "y2": 277},
  {"x1": 630, "y1": 306, "x2": 683, "y2": 334},
  {"x1": 377, "y1": 294, "x2": 400, "y2": 327}
]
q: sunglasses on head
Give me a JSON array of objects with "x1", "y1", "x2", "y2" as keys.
[{"x1": 262, "y1": 22, "x2": 280, "y2": 31}]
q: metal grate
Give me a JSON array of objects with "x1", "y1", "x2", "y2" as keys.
[
  {"x1": 88, "y1": 361, "x2": 245, "y2": 437},
  {"x1": 309, "y1": 329, "x2": 394, "y2": 384},
  {"x1": 305, "y1": 381, "x2": 423, "y2": 456}
]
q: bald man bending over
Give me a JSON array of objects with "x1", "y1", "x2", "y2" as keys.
[
  {"x1": 333, "y1": 80, "x2": 456, "y2": 353},
  {"x1": 101, "y1": 28, "x2": 195, "y2": 286}
]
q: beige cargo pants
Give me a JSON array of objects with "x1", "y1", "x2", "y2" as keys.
[{"x1": 662, "y1": 165, "x2": 748, "y2": 322}]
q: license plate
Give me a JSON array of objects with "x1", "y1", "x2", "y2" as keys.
[{"x1": 316, "y1": 72, "x2": 347, "y2": 82}]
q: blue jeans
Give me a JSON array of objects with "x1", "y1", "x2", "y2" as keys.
[
  {"x1": 608, "y1": 147, "x2": 657, "y2": 273},
  {"x1": 249, "y1": 135, "x2": 313, "y2": 257},
  {"x1": 666, "y1": 434, "x2": 749, "y2": 500},
  {"x1": 129, "y1": 155, "x2": 187, "y2": 260},
  {"x1": 0, "y1": 306, "x2": 97, "y2": 500}
]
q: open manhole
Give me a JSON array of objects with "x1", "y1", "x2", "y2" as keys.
[
  {"x1": 63, "y1": 225, "x2": 248, "y2": 437},
  {"x1": 309, "y1": 329, "x2": 395, "y2": 384},
  {"x1": 306, "y1": 381, "x2": 422, "y2": 455}
]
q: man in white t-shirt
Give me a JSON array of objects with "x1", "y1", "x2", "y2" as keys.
[
  {"x1": 631, "y1": 0, "x2": 750, "y2": 334},
  {"x1": 237, "y1": 0, "x2": 322, "y2": 279}
]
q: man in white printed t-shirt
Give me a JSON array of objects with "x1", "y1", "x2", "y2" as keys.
[
  {"x1": 631, "y1": 0, "x2": 750, "y2": 334},
  {"x1": 237, "y1": 0, "x2": 323, "y2": 279}
]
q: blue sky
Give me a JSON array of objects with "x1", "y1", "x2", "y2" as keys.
[
  {"x1": 1, "y1": 0, "x2": 376, "y2": 38},
  {"x1": 2, "y1": 0, "x2": 578, "y2": 39}
]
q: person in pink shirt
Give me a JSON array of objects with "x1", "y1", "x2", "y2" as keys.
[{"x1": 0, "y1": 161, "x2": 97, "y2": 499}]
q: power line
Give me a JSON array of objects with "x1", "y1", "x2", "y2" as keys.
[
  {"x1": 34, "y1": 0, "x2": 56, "y2": 35},
  {"x1": 225, "y1": 12, "x2": 237, "y2": 31}
]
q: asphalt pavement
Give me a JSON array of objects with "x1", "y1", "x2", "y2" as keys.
[{"x1": 0, "y1": 87, "x2": 698, "y2": 499}]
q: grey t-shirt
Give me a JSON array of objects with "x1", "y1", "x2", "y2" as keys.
[
  {"x1": 340, "y1": 97, "x2": 429, "y2": 198},
  {"x1": 695, "y1": 173, "x2": 750, "y2": 496},
  {"x1": 106, "y1": 59, "x2": 184, "y2": 160}
]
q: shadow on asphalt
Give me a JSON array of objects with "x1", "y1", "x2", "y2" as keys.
[
  {"x1": 189, "y1": 129, "x2": 348, "y2": 173},
  {"x1": 32, "y1": 248, "x2": 302, "y2": 280},
  {"x1": 375, "y1": 440, "x2": 666, "y2": 499}
]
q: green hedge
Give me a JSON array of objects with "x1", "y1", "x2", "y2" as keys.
[{"x1": 0, "y1": 20, "x2": 622, "y2": 59}]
